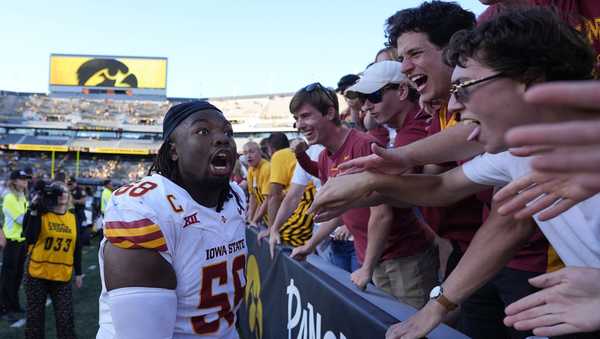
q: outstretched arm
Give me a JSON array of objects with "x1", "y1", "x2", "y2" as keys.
[
  {"x1": 309, "y1": 166, "x2": 487, "y2": 217},
  {"x1": 386, "y1": 205, "x2": 536, "y2": 339},
  {"x1": 339, "y1": 123, "x2": 483, "y2": 175}
]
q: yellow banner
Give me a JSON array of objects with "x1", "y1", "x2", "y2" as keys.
[
  {"x1": 50, "y1": 55, "x2": 167, "y2": 89},
  {"x1": 89, "y1": 147, "x2": 151, "y2": 155},
  {"x1": 9, "y1": 144, "x2": 69, "y2": 152}
]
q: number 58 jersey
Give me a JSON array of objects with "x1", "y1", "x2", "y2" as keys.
[{"x1": 98, "y1": 174, "x2": 248, "y2": 339}]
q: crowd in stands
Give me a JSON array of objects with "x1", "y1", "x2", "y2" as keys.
[
  {"x1": 0, "y1": 90, "x2": 306, "y2": 131},
  {"x1": 0, "y1": 151, "x2": 152, "y2": 183},
  {"x1": 234, "y1": 2, "x2": 600, "y2": 339}
]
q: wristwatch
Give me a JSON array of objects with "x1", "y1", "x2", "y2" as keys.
[{"x1": 429, "y1": 286, "x2": 458, "y2": 311}]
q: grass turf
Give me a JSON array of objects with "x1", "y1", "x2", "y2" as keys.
[{"x1": 0, "y1": 237, "x2": 102, "y2": 339}]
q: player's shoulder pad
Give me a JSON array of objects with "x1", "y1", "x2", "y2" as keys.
[{"x1": 103, "y1": 175, "x2": 169, "y2": 252}]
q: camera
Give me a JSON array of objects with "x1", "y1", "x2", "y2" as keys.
[{"x1": 31, "y1": 181, "x2": 66, "y2": 212}]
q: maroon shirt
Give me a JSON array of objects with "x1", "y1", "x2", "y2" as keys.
[
  {"x1": 368, "y1": 126, "x2": 390, "y2": 147},
  {"x1": 478, "y1": 0, "x2": 600, "y2": 77},
  {"x1": 318, "y1": 129, "x2": 434, "y2": 264},
  {"x1": 420, "y1": 108, "x2": 483, "y2": 252},
  {"x1": 393, "y1": 108, "x2": 429, "y2": 147}
]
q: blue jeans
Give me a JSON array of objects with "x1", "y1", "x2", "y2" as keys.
[{"x1": 328, "y1": 240, "x2": 359, "y2": 272}]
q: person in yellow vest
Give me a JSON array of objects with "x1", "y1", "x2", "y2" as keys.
[
  {"x1": 97, "y1": 179, "x2": 113, "y2": 240},
  {"x1": 24, "y1": 181, "x2": 82, "y2": 339},
  {"x1": 100, "y1": 179, "x2": 113, "y2": 216},
  {"x1": 243, "y1": 141, "x2": 271, "y2": 227},
  {"x1": 0, "y1": 170, "x2": 30, "y2": 320}
]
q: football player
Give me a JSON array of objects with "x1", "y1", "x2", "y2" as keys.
[{"x1": 96, "y1": 101, "x2": 247, "y2": 339}]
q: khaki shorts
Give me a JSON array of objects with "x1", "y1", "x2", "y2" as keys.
[{"x1": 373, "y1": 244, "x2": 439, "y2": 309}]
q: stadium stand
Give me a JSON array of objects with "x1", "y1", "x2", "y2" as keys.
[{"x1": 0, "y1": 89, "x2": 335, "y2": 181}]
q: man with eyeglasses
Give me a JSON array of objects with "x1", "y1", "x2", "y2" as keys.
[
  {"x1": 308, "y1": 7, "x2": 599, "y2": 339},
  {"x1": 288, "y1": 82, "x2": 437, "y2": 309}
]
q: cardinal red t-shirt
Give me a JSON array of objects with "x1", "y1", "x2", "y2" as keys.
[
  {"x1": 318, "y1": 128, "x2": 435, "y2": 264},
  {"x1": 419, "y1": 108, "x2": 482, "y2": 252},
  {"x1": 393, "y1": 108, "x2": 429, "y2": 147}
]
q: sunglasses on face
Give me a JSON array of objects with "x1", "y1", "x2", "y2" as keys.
[
  {"x1": 345, "y1": 83, "x2": 400, "y2": 104},
  {"x1": 450, "y1": 73, "x2": 503, "y2": 104}
]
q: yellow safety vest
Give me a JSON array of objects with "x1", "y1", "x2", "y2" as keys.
[
  {"x1": 2, "y1": 192, "x2": 28, "y2": 241},
  {"x1": 101, "y1": 187, "x2": 112, "y2": 215},
  {"x1": 28, "y1": 211, "x2": 77, "y2": 282}
]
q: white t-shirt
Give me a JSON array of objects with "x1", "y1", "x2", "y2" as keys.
[
  {"x1": 291, "y1": 144, "x2": 323, "y2": 189},
  {"x1": 462, "y1": 151, "x2": 600, "y2": 268}
]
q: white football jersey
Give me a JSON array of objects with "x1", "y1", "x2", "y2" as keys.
[{"x1": 97, "y1": 174, "x2": 247, "y2": 339}]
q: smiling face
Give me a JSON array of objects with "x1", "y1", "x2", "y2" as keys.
[
  {"x1": 170, "y1": 109, "x2": 237, "y2": 186},
  {"x1": 448, "y1": 58, "x2": 539, "y2": 153},
  {"x1": 293, "y1": 103, "x2": 334, "y2": 146},
  {"x1": 397, "y1": 32, "x2": 453, "y2": 103}
]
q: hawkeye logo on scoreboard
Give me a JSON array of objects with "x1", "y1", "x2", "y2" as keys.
[{"x1": 49, "y1": 54, "x2": 167, "y2": 89}]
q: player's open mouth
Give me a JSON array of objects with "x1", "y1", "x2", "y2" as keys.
[{"x1": 208, "y1": 149, "x2": 234, "y2": 176}]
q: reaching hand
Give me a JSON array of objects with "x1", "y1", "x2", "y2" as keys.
[
  {"x1": 504, "y1": 81, "x2": 600, "y2": 195},
  {"x1": 333, "y1": 226, "x2": 352, "y2": 241},
  {"x1": 290, "y1": 243, "x2": 313, "y2": 262},
  {"x1": 350, "y1": 266, "x2": 372, "y2": 291},
  {"x1": 308, "y1": 171, "x2": 375, "y2": 218},
  {"x1": 268, "y1": 230, "x2": 281, "y2": 259},
  {"x1": 291, "y1": 139, "x2": 309, "y2": 155},
  {"x1": 338, "y1": 144, "x2": 412, "y2": 176},
  {"x1": 256, "y1": 229, "x2": 270, "y2": 245},
  {"x1": 385, "y1": 300, "x2": 447, "y2": 339},
  {"x1": 493, "y1": 171, "x2": 596, "y2": 221},
  {"x1": 504, "y1": 267, "x2": 600, "y2": 337}
]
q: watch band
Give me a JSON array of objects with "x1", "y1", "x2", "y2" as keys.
[{"x1": 435, "y1": 294, "x2": 458, "y2": 311}]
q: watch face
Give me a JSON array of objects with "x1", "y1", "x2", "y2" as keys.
[{"x1": 429, "y1": 286, "x2": 442, "y2": 299}]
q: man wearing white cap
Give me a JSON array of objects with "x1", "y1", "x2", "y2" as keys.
[{"x1": 346, "y1": 61, "x2": 428, "y2": 149}]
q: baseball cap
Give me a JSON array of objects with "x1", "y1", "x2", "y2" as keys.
[
  {"x1": 336, "y1": 74, "x2": 360, "y2": 93},
  {"x1": 10, "y1": 170, "x2": 31, "y2": 180},
  {"x1": 347, "y1": 61, "x2": 407, "y2": 94}
]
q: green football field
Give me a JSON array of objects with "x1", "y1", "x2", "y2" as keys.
[{"x1": 0, "y1": 238, "x2": 102, "y2": 339}]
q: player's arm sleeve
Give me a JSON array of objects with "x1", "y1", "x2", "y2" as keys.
[
  {"x1": 108, "y1": 287, "x2": 177, "y2": 339},
  {"x1": 103, "y1": 195, "x2": 173, "y2": 264}
]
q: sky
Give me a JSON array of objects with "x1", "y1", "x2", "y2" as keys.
[{"x1": 0, "y1": 0, "x2": 487, "y2": 98}]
